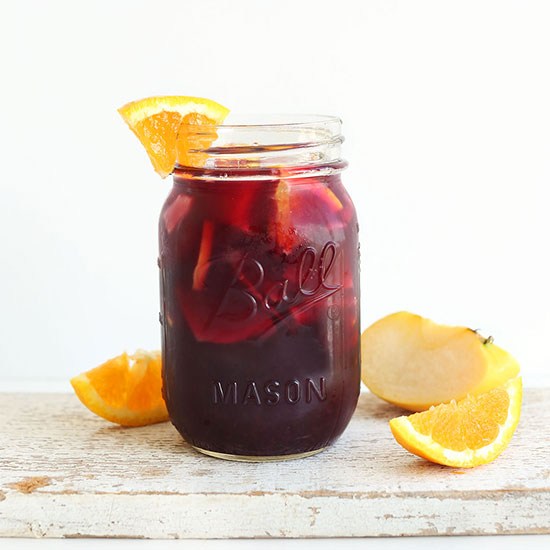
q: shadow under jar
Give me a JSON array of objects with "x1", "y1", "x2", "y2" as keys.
[{"x1": 158, "y1": 115, "x2": 360, "y2": 461}]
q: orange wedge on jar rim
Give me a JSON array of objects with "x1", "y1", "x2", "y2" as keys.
[
  {"x1": 70, "y1": 350, "x2": 168, "y2": 427},
  {"x1": 390, "y1": 376, "x2": 522, "y2": 467},
  {"x1": 118, "y1": 96, "x2": 229, "y2": 177}
]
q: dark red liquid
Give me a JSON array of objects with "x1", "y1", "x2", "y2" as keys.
[{"x1": 159, "y1": 163, "x2": 360, "y2": 457}]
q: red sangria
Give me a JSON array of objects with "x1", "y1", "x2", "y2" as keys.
[{"x1": 159, "y1": 116, "x2": 360, "y2": 460}]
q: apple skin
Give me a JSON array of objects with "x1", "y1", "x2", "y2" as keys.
[{"x1": 361, "y1": 312, "x2": 520, "y2": 412}]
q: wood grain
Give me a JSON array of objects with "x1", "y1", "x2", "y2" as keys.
[{"x1": 0, "y1": 389, "x2": 549, "y2": 538}]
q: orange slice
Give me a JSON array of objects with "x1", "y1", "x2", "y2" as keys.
[
  {"x1": 389, "y1": 377, "x2": 522, "y2": 467},
  {"x1": 118, "y1": 96, "x2": 229, "y2": 177},
  {"x1": 70, "y1": 350, "x2": 169, "y2": 427}
]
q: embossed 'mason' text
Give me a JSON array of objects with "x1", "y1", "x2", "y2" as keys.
[{"x1": 212, "y1": 377, "x2": 327, "y2": 406}]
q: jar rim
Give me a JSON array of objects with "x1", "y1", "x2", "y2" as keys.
[
  {"x1": 179, "y1": 113, "x2": 342, "y2": 130},
  {"x1": 175, "y1": 113, "x2": 344, "y2": 174}
]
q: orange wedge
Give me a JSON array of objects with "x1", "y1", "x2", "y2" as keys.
[
  {"x1": 118, "y1": 96, "x2": 229, "y2": 177},
  {"x1": 71, "y1": 350, "x2": 169, "y2": 427},
  {"x1": 389, "y1": 377, "x2": 522, "y2": 467}
]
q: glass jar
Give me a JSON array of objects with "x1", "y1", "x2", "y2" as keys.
[{"x1": 158, "y1": 115, "x2": 360, "y2": 461}]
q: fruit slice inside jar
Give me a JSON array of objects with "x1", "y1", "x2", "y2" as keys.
[
  {"x1": 176, "y1": 223, "x2": 279, "y2": 343},
  {"x1": 272, "y1": 178, "x2": 350, "y2": 252},
  {"x1": 164, "y1": 194, "x2": 193, "y2": 234}
]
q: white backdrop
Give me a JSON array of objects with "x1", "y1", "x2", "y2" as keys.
[{"x1": 1, "y1": 0, "x2": 549, "y2": 387}]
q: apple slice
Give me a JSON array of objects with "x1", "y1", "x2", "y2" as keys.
[
  {"x1": 192, "y1": 221, "x2": 215, "y2": 290},
  {"x1": 361, "y1": 312, "x2": 520, "y2": 412},
  {"x1": 163, "y1": 194, "x2": 192, "y2": 234}
]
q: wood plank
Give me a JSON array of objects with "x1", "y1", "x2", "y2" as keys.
[{"x1": 0, "y1": 389, "x2": 549, "y2": 538}]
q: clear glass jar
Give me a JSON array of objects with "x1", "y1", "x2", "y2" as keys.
[{"x1": 158, "y1": 115, "x2": 360, "y2": 461}]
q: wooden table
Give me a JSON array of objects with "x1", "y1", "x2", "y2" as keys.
[{"x1": 0, "y1": 390, "x2": 549, "y2": 538}]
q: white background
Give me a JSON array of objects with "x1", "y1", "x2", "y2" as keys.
[{"x1": 1, "y1": 0, "x2": 549, "y2": 387}]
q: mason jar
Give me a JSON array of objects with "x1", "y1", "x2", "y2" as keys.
[{"x1": 158, "y1": 115, "x2": 360, "y2": 461}]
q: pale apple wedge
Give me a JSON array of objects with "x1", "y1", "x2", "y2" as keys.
[{"x1": 361, "y1": 312, "x2": 520, "y2": 412}]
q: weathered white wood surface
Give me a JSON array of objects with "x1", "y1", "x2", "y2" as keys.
[{"x1": 0, "y1": 390, "x2": 548, "y2": 539}]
